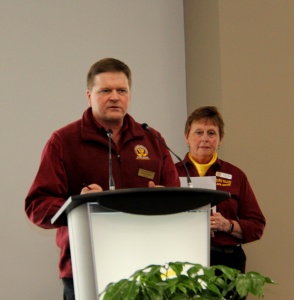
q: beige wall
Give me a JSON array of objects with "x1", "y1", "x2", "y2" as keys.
[{"x1": 184, "y1": 0, "x2": 293, "y2": 299}]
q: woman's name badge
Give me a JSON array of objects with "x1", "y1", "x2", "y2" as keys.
[
  {"x1": 138, "y1": 168, "x2": 155, "y2": 180},
  {"x1": 216, "y1": 171, "x2": 232, "y2": 180}
]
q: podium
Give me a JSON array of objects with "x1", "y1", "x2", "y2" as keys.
[{"x1": 51, "y1": 187, "x2": 230, "y2": 300}]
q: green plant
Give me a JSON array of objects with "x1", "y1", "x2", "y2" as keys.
[{"x1": 100, "y1": 262, "x2": 276, "y2": 300}]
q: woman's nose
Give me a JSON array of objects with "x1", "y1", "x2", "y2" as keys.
[{"x1": 202, "y1": 134, "x2": 209, "y2": 142}]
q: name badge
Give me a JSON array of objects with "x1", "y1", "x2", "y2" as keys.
[
  {"x1": 216, "y1": 171, "x2": 232, "y2": 180},
  {"x1": 138, "y1": 168, "x2": 155, "y2": 180}
]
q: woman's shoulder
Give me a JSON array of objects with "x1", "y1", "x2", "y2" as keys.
[{"x1": 217, "y1": 158, "x2": 247, "y2": 178}]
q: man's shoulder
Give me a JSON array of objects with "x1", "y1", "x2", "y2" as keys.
[{"x1": 55, "y1": 119, "x2": 82, "y2": 136}]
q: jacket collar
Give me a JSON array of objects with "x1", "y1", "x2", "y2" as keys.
[
  {"x1": 81, "y1": 107, "x2": 145, "y2": 143},
  {"x1": 184, "y1": 152, "x2": 222, "y2": 169}
]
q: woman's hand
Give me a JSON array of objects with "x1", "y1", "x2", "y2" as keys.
[
  {"x1": 210, "y1": 212, "x2": 231, "y2": 232},
  {"x1": 210, "y1": 212, "x2": 244, "y2": 239}
]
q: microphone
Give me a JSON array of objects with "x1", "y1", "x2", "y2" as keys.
[
  {"x1": 141, "y1": 123, "x2": 193, "y2": 188},
  {"x1": 107, "y1": 129, "x2": 115, "y2": 190}
]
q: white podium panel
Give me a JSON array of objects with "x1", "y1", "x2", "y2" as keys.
[
  {"x1": 67, "y1": 203, "x2": 97, "y2": 300},
  {"x1": 90, "y1": 204, "x2": 210, "y2": 294},
  {"x1": 68, "y1": 202, "x2": 210, "y2": 300}
]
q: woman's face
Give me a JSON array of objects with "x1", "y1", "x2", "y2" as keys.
[{"x1": 185, "y1": 120, "x2": 222, "y2": 164}]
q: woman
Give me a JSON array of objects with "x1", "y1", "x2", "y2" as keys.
[{"x1": 175, "y1": 106, "x2": 266, "y2": 274}]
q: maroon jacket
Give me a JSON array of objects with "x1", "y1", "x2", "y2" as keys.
[
  {"x1": 25, "y1": 108, "x2": 180, "y2": 278},
  {"x1": 175, "y1": 154, "x2": 265, "y2": 246}
]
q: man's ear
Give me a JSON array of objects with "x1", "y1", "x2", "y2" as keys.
[{"x1": 86, "y1": 90, "x2": 92, "y2": 107}]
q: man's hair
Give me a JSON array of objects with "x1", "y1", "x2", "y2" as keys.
[
  {"x1": 185, "y1": 106, "x2": 225, "y2": 139},
  {"x1": 87, "y1": 58, "x2": 132, "y2": 90}
]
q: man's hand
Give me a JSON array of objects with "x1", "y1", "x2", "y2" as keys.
[
  {"x1": 81, "y1": 183, "x2": 103, "y2": 194},
  {"x1": 148, "y1": 181, "x2": 164, "y2": 188}
]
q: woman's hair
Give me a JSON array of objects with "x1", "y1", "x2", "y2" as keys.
[
  {"x1": 87, "y1": 58, "x2": 132, "y2": 90},
  {"x1": 185, "y1": 106, "x2": 225, "y2": 139}
]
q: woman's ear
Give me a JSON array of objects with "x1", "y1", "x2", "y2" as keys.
[
  {"x1": 218, "y1": 134, "x2": 224, "y2": 148},
  {"x1": 185, "y1": 134, "x2": 189, "y2": 147}
]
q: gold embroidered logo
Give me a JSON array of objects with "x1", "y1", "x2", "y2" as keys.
[
  {"x1": 134, "y1": 145, "x2": 150, "y2": 160},
  {"x1": 216, "y1": 178, "x2": 232, "y2": 187}
]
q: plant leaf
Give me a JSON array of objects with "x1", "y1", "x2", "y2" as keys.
[
  {"x1": 102, "y1": 279, "x2": 139, "y2": 300},
  {"x1": 169, "y1": 262, "x2": 184, "y2": 276},
  {"x1": 215, "y1": 265, "x2": 239, "y2": 281},
  {"x1": 235, "y1": 274, "x2": 251, "y2": 298}
]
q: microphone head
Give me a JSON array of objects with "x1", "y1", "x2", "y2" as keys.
[
  {"x1": 141, "y1": 123, "x2": 150, "y2": 131},
  {"x1": 107, "y1": 129, "x2": 113, "y2": 137}
]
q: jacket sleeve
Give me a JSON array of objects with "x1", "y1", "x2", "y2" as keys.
[
  {"x1": 25, "y1": 133, "x2": 68, "y2": 229},
  {"x1": 236, "y1": 174, "x2": 266, "y2": 243}
]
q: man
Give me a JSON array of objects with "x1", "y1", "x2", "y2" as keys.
[{"x1": 25, "y1": 58, "x2": 180, "y2": 299}]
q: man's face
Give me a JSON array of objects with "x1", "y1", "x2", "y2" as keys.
[{"x1": 86, "y1": 72, "x2": 131, "y2": 126}]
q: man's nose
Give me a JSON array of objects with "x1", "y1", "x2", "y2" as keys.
[{"x1": 109, "y1": 89, "x2": 119, "y2": 99}]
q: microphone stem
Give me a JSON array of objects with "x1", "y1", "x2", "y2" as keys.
[
  {"x1": 107, "y1": 130, "x2": 115, "y2": 190},
  {"x1": 142, "y1": 123, "x2": 193, "y2": 188},
  {"x1": 169, "y1": 150, "x2": 194, "y2": 189}
]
